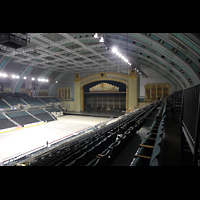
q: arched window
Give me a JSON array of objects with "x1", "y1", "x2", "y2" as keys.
[
  {"x1": 157, "y1": 85, "x2": 162, "y2": 99},
  {"x1": 151, "y1": 85, "x2": 156, "y2": 101},
  {"x1": 65, "y1": 88, "x2": 67, "y2": 100},
  {"x1": 68, "y1": 87, "x2": 71, "y2": 100},
  {"x1": 144, "y1": 84, "x2": 151, "y2": 102},
  {"x1": 58, "y1": 88, "x2": 61, "y2": 100},
  {"x1": 164, "y1": 84, "x2": 169, "y2": 97}
]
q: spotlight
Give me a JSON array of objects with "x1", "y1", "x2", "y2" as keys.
[
  {"x1": 99, "y1": 37, "x2": 104, "y2": 42},
  {"x1": 94, "y1": 33, "x2": 99, "y2": 38},
  {"x1": 112, "y1": 47, "x2": 117, "y2": 53}
]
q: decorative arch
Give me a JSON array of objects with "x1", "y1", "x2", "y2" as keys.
[{"x1": 80, "y1": 72, "x2": 128, "y2": 87}]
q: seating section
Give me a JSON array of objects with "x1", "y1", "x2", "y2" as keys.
[
  {"x1": 50, "y1": 97, "x2": 61, "y2": 103},
  {"x1": 45, "y1": 108, "x2": 62, "y2": 112},
  {"x1": 29, "y1": 100, "x2": 161, "y2": 166},
  {"x1": 21, "y1": 97, "x2": 46, "y2": 106},
  {"x1": 6, "y1": 111, "x2": 40, "y2": 126},
  {"x1": 29, "y1": 109, "x2": 56, "y2": 122},
  {"x1": 130, "y1": 100, "x2": 166, "y2": 166},
  {"x1": 4, "y1": 97, "x2": 27, "y2": 107},
  {"x1": 39, "y1": 97, "x2": 55, "y2": 104},
  {"x1": 0, "y1": 98, "x2": 11, "y2": 109},
  {"x1": 0, "y1": 114, "x2": 17, "y2": 130}
]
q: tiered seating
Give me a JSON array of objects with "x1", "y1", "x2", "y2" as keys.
[
  {"x1": 4, "y1": 96, "x2": 27, "y2": 107},
  {"x1": 130, "y1": 100, "x2": 166, "y2": 166},
  {"x1": 39, "y1": 97, "x2": 55, "y2": 104},
  {"x1": 45, "y1": 108, "x2": 62, "y2": 112},
  {"x1": 50, "y1": 97, "x2": 61, "y2": 103},
  {"x1": 0, "y1": 98, "x2": 10, "y2": 109},
  {"x1": 6, "y1": 111, "x2": 40, "y2": 126},
  {"x1": 0, "y1": 114, "x2": 17, "y2": 130},
  {"x1": 21, "y1": 97, "x2": 46, "y2": 106},
  {"x1": 29, "y1": 109, "x2": 56, "y2": 122},
  {"x1": 29, "y1": 100, "x2": 161, "y2": 166}
]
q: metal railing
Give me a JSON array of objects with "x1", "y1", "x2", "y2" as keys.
[{"x1": 180, "y1": 83, "x2": 200, "y2": 165}]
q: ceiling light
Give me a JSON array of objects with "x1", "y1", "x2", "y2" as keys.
[
  {"x1": 32, "y1": 78, "x2": 35, "y2": 80},
  {"x1": 16, "y1": 75, "x2": 19, "y2": 79},
  {"x1": 99, "y1": 37, "x2": 104, "y2": 42},
  {"x1": 12, "y1": 75, "x2": 16, "y2": 79},
  {"x1": 3, "y1": 73, "x2": 7, "y2": 78},
  {"x1": 112, "y1": 47, "x2": 117, "y2": 53},
  {"x1": 46, "y1": 79, "x2": 49, "y2": 82},
  {"x1": 38, "y1": 79, "x2": 41, "y2": 81},
  {"x1": 94, "y1": 33, "x2": 99, "y2": 38},
  {"x1": 56, "y1": 81, "x2": 58, "y2": 83},
  {"x1": 24, "y1": 77, "x2": 27, "y2": 79}
]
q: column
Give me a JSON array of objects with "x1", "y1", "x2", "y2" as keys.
[
  {"x1": 128, "y1": 74, "x2": 138, "y2": 111},
  {"x1": 74, "y1": 75, "x2": 81, "y2": 112},
  {"x1": 81, "y1": 86, "x2": 84, "y2": 112},
  {"x1": 126, "y1": 85, "x2": 129, "y2": 112}
]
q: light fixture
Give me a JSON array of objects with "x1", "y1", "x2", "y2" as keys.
[
  {"x1": 2, "y1": 73, "x2": 8, "y2": 78},
  {"x1": 12, "y1": 75, "x2": 16, "y2": 79},
  {"x1": 99, "y1": 37, "x2": 104, "y2": 42},
  {"x1": 94, "y1": 33, "x2": 99, "y2": 38},
  {"x1": 23, "y1": 77, "x2": 27, "y2": 79},
  {"x1": 56, "y1": 81, "x2": 58, "y2": 83},
  {"x1": 112, "y1": 47, "x2": 118, "y2": 53},
  {"x1": 32, "y1": 78, "x2": 35, "y2": 80},
  {"x1": 16, "y1": 76, "x2": 19, "y2": 79}
]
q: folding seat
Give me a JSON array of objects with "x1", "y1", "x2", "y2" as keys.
[
  {"x1": 108, "y1": 140, "x2": 121, "y2": 164},
  {"x1": 130, "y1": 156, "x2": 150, "y2": 166},
  {"x1": 149, "y1": 145, "x2": 161, "y2": 166},
  {"x1": 85, "y1": 157, "x2": 100, "y2": 166},
  {"x1": 92, "y1": 141, "x2": 102, "y2": 156},
  {"x1": 66, "y1": 152, "x2": 87, "y2": 166},
  {"x1": 97, "y1": 148, "x2": 111, "y2": 166},
  {"x1": 119, "y1": 134, "x2": 127, "y2": 150},
  {"x1": 83, "y1": 146, "x2": 95, "y2": 165}
]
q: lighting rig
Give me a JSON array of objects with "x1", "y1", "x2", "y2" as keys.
[{"x1": 93, "y1": 33, "x2": 148, "y2": 77}]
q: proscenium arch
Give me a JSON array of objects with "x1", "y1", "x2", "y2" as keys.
[
  {"x1": 80, "y1": 72, "x2": 128, "y2": 87},
  {"x1": 80, "y1": 72, "x2": 130, "y2": 112}
]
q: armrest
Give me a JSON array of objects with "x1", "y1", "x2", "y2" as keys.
[
  {"x1": 139, "y1": 144, "x2": 154, "y2": 148},
  {"x1": 145, "y1": 137, "x2": 156, "y2": 140},
  {"x1": 134, "y1": 154, "x2": 151, "y2": 159}
]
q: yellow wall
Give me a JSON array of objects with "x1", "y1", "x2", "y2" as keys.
[{"x1": 60, "y1": 101, "x2": 74, "y2": 111}]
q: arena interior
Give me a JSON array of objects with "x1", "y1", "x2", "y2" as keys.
[{"x1": 0, "y1": 33, "x2": 200, "y2": 166}]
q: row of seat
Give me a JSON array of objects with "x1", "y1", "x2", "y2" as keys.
[
  {"x1": 0, "y1": 109, "x2": 58, "y2": 130},
  {"x1": 0, "y1": 93, "x2": 60, "y2": 109},
  {"x1": 130, "y1": 100, "x2": 166, "y2": 166},
  {"x1": 28, "y1": 100, "x2": 161, "y2": 166}
]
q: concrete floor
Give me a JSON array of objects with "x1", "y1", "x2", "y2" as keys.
[{"x1": 0, "y1": 115, "x2": 108, "y2": 163}]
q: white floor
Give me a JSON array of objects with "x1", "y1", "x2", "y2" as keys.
[{"x1": 0, "y1": 115, "x2": 108, "y2": 163}]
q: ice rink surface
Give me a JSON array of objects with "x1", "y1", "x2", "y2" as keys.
[{"x1": 0, "y1": 115, "x2": 108, "y2": 162}]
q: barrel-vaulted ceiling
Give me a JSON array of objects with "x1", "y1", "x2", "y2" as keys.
[{"x1": 0, "y1": 33, "x2": 200, "y2": 92}]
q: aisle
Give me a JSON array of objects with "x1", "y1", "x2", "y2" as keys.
[
  {"x1": 162, "y1": 103, "x2": 181, "y2": 166},
  {"x1": 111, "y1": 110, "x2": 158, "y2": 166}
]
